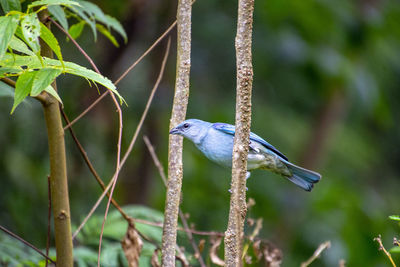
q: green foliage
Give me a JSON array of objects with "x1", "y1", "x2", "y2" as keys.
[
  {"x1": 389, "y1": 215, "x2": 400, "y2": 222},
  {"x1": 68, "y1": 20, "x2": 85, "y2": 39},
  {"x1": 0, "y1": 0, "x2": 20, "y2": 12},
  {"x1": 47, "y1": 5, "x2": 68, "y2": 30},
  {"x1": 0, "y1": 14, "x2": 19, "y2": 59},
  {"x1": 96, "y1": 23, "x2": 119, "y2": 47},
  {"x1": 39, "y1": 22, "x2": 64, "y2": 65},
  {"x1": 73, "y1": 205, "x2": 168, "y2": 267},
  {"x1": 0, "y1": 0, "x2": 127, "y2": 112},
  {"x1": 20, "y1": 13, "x2": 41, "y2": 53}
]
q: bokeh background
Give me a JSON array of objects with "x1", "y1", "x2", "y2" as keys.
[{"x1": 1, "y1": 0, "x2": 400, "y2": 266}]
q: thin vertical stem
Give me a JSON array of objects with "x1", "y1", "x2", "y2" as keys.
[
  {"x1": 161, "y1": 0, "x2": 192, "y2": 265},
  {"x1": 39, "y1": 11, "x2": 73, "y2": 267},
  {"x1": 224, "y1": 0, "x2": 255, "y2": 266}
]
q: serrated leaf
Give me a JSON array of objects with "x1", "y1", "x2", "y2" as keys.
[
  {"x1": 68, "y1": 20, "x2": 85, "y2": 39},
  {"x1": 48, "y1": 5, "x2": 68, "y2": 30},
  {"x1": 69, "y1": 6, "x2": 97, "y2": 40},
  {"x1": 96, "y1": 24, "x2": 118, "y2": 47},
  {"x1": 31, "y1": 68, "x2": 61, "y2": 96},
  {"x1": 27, "y1": 0, "x2": 80, "y2": 10},
  {"x1": 78, "y1": 0, "x2": 107, "y2": 25},
  {"x1": 105, "y1": 15, "x2": 127, "y2": 43},
  {"x1": 44, "y1": 85, "x2": 62, "y2": 104},
  {"x1": 0, "y1": 0, "x2": 21, "y2": 12},
  {"x1": 39, "y1": 22, "x2": 63, "y2": 65},
  {"x1": 0, "y1": 14, "x2": 20, "y2": 59},
  {"x1": 0, "y1": 80, "x2": 14, "y2": 97},
  {"x1": 9, "y1": 36, "x2": 35, "y2": 56},
  {"x1": 0, "y1": 53, "x2": 40, "y2": 69},
  {"x1": 389, "y1": 215, "x2": 400, "y2": 221},
  {"x1": 11, "y1": 71, "x2": 36, "y2": 113},
  {"x1": 21, "y1": 13, "x2": 40, "y2": 53}
]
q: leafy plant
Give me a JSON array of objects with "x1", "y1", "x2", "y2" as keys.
[{"x1": 0, "y1": 0, "x2": 126, "y2": 112}]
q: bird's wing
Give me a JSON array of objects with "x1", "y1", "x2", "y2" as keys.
[{"x1": 212, "y1": 123, "x2": 288, "y2": 161}]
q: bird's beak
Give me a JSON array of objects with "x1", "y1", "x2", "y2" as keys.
[{"x1": 169, "y1": 127, "x2": 180, "y2": 135}]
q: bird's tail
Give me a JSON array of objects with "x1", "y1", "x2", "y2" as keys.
[{"x1": 283, "y1": 161, "x2": 321, "y2": 191}]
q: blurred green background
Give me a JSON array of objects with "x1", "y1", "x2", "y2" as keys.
[{"x1": 1, "y1": 0, "x2": 400, "y2": 266}]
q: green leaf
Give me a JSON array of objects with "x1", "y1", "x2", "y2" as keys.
[
  {"x1": 0, "y1": 81, "x2": 14, "y2": 97},
  {"x1": 78, "y1": 0, "x2": 107, "y2": 25},
  {"x1": 0, "y1": 54, "x2": 124, "y2": 103},
  {"x1": 68, "y1": 20, "x2": 85, "y2": 39},
  {"x1": 11, "y1": 71, "x2": 36, "y2": 113},
  {"x1": 96, "y1": 24, "x2": 118, "y2": 47},
  {"x1": 31, "y1": 68, "x2": 61, "y2": 96},
  {"x1": 0, "y1": 0, "x2": 21, "y2": 12},
  {"x1": 9, "y1": 36, "x2": 35, "y2": 56},
  {"x1": 389, "y1": 215, "x2": 400, "y2": 221},
  {"x1": 48, "y1": 5, "x2": 68, "y2": 30},
  {"x1": 44, "y1": 85, "x2": 62, "y2": 104},
  {"x1": 20, "y1": 13, "x2": 40, "y2": 53},
  {"x1": 39, "y1": 22, "x2": 63, "y2": 65},
  {"x1": 27, "y1": 0, "x2": 81, "y2": 10},
  {"x1": 104, "y1": 15, "x2": 127, "y2": 43},
  {"x1": 69, "y1": 6, "x2": 97, "y2": 40},
  {"x1": 0, "y1": 67, "x2": 23, "y2": 77},
  {"x1": 0, "y1": 14, "x2": 20, "y2": 60},
  {"x1": 390, "y1": 246, "x2": 400, "y2": 254}
]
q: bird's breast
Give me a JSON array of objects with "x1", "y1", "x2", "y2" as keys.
[{"x1": 196, "y1": 129, "x2": 234, "y2": 167}]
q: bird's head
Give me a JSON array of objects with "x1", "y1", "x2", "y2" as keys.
[{"x1": 169, "y1": 119, "x2": 210, "y2": 144}]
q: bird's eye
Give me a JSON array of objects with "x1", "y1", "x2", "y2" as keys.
[{"x1": 183, "y1": 123, "x2": 189, "y2": 129}]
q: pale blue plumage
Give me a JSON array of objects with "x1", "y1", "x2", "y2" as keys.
[{"x1": 169, "y1": 119, "x2": 321, "y2": 191}]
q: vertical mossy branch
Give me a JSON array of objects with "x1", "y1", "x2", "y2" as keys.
[
  {"x1": 224, "y1": 0, "x2": 254, "y2": 266},
  {"x1": 161, "y1": 0, "x2": 191, "y2": 266},
  {"x1": 39, "y1": 11, "x2": 73, "y2": 267}
]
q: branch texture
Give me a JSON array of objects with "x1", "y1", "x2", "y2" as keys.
[
  {"x1": 39, "y1": 11, "x2": 73, "y2": 267},
  {"x1": 224, "y1": 0, "x2": 255, "y2": 266},
  {"x1": 161, "y1": 0, "x2": 192, "y2": 265}
]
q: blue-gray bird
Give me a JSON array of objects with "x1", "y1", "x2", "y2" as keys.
[{"x1": 169, "y1": 119, "x2": 321, "y2": 191}]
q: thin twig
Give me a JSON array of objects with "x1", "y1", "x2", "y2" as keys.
[
  {"x1": 120, "y1": 37, "x2": 171, "y2": 167},
  {"x1": 71, "y1": 39, "x2": 170, "y2": 242},
  {"x1": 62, "y1": 21, "x2": 177, "y2": 130},
  {"x1": 60, "y1": 109, "x2": 131, "y2": 221},
  {"x1": 45, "y1": 175, "x2": 52, "y2": 267},
  {"x1": 49, "y1": 17, "x2": 98, "y2": 74},
  {"x1": 301, "y1": 241, "x2": 331, "y2": 267},
  {"x1": 1, "y1": 77, "x2": 47, "y2": 103},
  {"x1": 0, "y1": 225, "x2": 56, "y2": 264},
  {"x1": 72, "y1": 174, "x2": 116, "y2": 240},
  {"x1": 96, "y1": 37, "x2": 172, "y2": 266},
  {"x1": 50, "y1": 18, "x2": 124, "y2": 267},
  {"x1": 374, "y1": 235, "x2": 397, "y2": 267},
  {"x1": 143, "y1": 136, "x2": 207, "y2": 267}
]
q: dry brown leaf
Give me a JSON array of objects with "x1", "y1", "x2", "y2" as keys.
[
  {"x1": 121, "y1": 223, "x2": 143, "y2": 267},
  {"x1": 210, "y1": 236, "x2": 225, "y2": 266},
  {"x1": 253, "y1": 239, "x2": 282, "y2": 267},
  {"x1": 151, "y1": 249, "x2": 161, "y2": 267}
]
